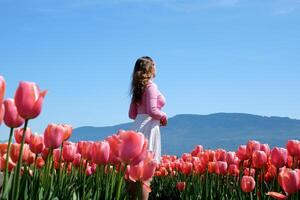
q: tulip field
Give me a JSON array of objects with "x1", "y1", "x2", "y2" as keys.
[{"x1": 0, "y1": 76, "x2": 300, "y2": 200}]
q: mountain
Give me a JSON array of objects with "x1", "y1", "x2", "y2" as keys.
[{"x1": 70, "y1": 113, "x2": 300, "y2": 156}]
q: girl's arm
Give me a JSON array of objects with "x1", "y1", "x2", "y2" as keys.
[
  {"x1": 146, "y1": 83, "x2": 166, "y2": 120},
  {"x1": 129, "y1": 101, "x2": 138, "y2": 120}
]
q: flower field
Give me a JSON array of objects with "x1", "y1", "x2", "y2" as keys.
[{"x1": 0, "y1": 76, "x2": 300, "y2": 200}]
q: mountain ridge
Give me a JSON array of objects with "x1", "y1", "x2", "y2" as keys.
[{"x1": 70, "y1": 113, "x2": 300, "y2": 155}]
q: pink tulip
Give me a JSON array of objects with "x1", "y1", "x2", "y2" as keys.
[
  {"x1": 80, "y1": 141, "x2": 94, "y2": 161},
  {"x1": 0, "y1": 76, "x2": 6, "y2": 125},
  {"x1": 118, "y1": 130, "x2": 148, "y2": 165},
  {"x1": 14, "y1": 128, "x2": 32, "y2": 144},
  {"x1": 180, "y1": 162, "x2": 193, "y2": 175},
  {"x1": 226, "y1": 151, "x2": 236, "y2": 165},
  {"x1": 236, "y1": 145, "x2": 248, "y2": 160},
  {"x1": 191, "y1": 145, "x2": 203, "y2": 156},
  {"x1": 266, "y1": 192, "x2": 288, "y2": 200},
  {"x1": 44, "y1": 124, "x2": 65, "y2": 149},
  {"x1": 246, "y1": 140, "x2": 261, "y2": 157},
  {"x1": 14, "y1": 81, "x2": 47, "y2": 119},
  {"x1": 86, "y1": 165, "x2": 93, "y2": 176},
  {"x1": 278, "y1": 168, "x2": 300, "y2": 194},
  {"x1": 270, "y1": 147, "x2": 288, "y2": 168},
  {"x1": 0, "y1": 154, "x2": 16, "y2": 172},
  {"x1": 241, "y1": 176, "x2": 256, "y2": 192},
  {"x1": 260, "y1": 143, "x2": 270, "y2": 156},
  {"x1": 63, "y1": 142, "x2": 77, "y2": 162},
  {"x1": 10, "y1": 143, "x2": 30, "y2": 163},
  {"x1": 53, "y1": 149, "x2": 61, "y2": 163},
  {"x1": 286, "y1": 140, "x2": 300, "y2": 157},
  {"x1": 125, "y1": 152, "x2": 157, "y2": 192},
  {"x1": 244, "y1": 168, "x2": 256, "y2": 177},
  {"x1": 252, "y1": 150, "x2": 267, "y2": 169},
  {"x1": 36, "y1": 156, "x2": 45, "y2": 168},
  {"x1": 92, "y1": 141, "x2": 110, "y2": 165},
  {"x1": 62, "y1": 124, "x2": 72, "y2": 141},
  {"x1": 29, "y1": 134, "x2": 44, "y2": 154},
  {"x1": 72, "y1": 153, "x2": 82, "y2": 167},
  {"x1": 215, "y1": 161, "x2": 228, "y2": 175},
  {"x1": 106, "y1": 135, "x2": 121, "y2": 164},
  {"x1": 3, "y1": 99, "x2": 25, "y2": 128}
]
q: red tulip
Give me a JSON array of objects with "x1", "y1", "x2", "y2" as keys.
[
  {"x1": 191, "y1": 145, "x2": 203, "y2": 156},
  {"x1": 270, "y1": 147, "x2": 288, "y2": 168},
  {"x1": 246, "y1": 140, "x2": 261, "y2": 157},
  {"x1": 176, "y1": 182, "x2": 186, "y2": 191},
  {"x1": 244, "y1": 168, "x2": 256, "y2": 177},
  {"x1": 125, "y1": 152, "x2": 157, "y2": 192},
  {"x1": 182, "y1": 153, "x2": 192, "y2": 162},
  {"x1": 72, "y1": 153, "x2": 82, "y2": 167},
  {"x1": 14, "y1": 81, "x2": 47, "y2": 119},
  {"x1": 236, "y1": 145, "x2": 248, "y2": 160},
  {"x1": 252, "y1": 150, "x2": 267, "y2": 169},
  {"x1": 36, "y1": 156, "x2": 45, "y2": 168},
  {"x1": 63, "y1": 142, "x2": 77, "y2": 162},
  {"x1": 118, "y1": 130, "x2": 148, "y2": 165},
  {"x1": 215, "y1": 161, "x2": 228, "y2": 175},
  {"x1": 29, "y1": 134, "x2": 44, "y2": 154},
  {"x1": 14, "y1": 127, "x2": 32, "y2": 144},
  {"x1": 208, "y1": 162, "x2": 216, "y2": 173},
  {"x1": 92, "y1": 141, "x2": 110, "y2": 165},
  {"x1": 228, "y1": 164, "x2": 239, "y2": 176},
  {"x1": 10, "y1": 143, "x2": 30, "y2": 163},
  {"x1": 286, "y1": 140, "x2": 300, "y2": 157},
  {"x1": 80, "y1": 141, "x2": 94, "y2": 160},
  {"x1": 0, "y1": 154, "x2": 16, "y2": 171},
  {"x1": 180, "y1": 162, "x2": 193, "y2": 175},
  {"x1": 215, "y1": 149, "x2": 226, "y2": 161},
  {"x1": 3, "y1": 99, "x2": 25, "y2": 128},
  {"x1": 41, "y1": 148, "x2": 49, "y2": 161},
  {"x1": 0, "y1": 76, "x2": 6, "y2": 125},
  {"x1": 53, "y1": 149, "x2": 61, "y2": 163},
  {"x1": 0, "y1": 143, "x2": 8, "y2": 155},
  {"x1": 194, "y1": 160, "x2": 206, "y2": 174},
  {"x1": 241, "y1": 176, "x2": 256, "y2": 192},
  {"x1": 44, "y1": 124, "x2": 65, "y2": 149}
]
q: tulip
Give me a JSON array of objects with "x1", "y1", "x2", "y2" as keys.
[
  {"x1": 80, "y1": 141, "x2": 94, "y2": 161},
  {"x1": 3, "y1": 99, "x2": 25, "y2": 128},
  {"x1": 36, "y1": 156, "x2": 45, "y2": 169},
  {"x1": 278, "y1": 168, "x2": 300, "y2": 194},
  {"x1": 260, "y1": 143, "x2": 270, "y2": 156},
  {"x1": 14, "y1": 127, "x2": 32, "y2": 144},
  {"x1": 226, "y1": 151, "x2": 236, "y2": 165},
  {"x1": 191, "y1": 145, "x2": 203, "y2": 156},
  {"x1": 0, "y1": 76, "x2": 6, "y2": 125},
  {"x1": 270, "y1": 147, "x2": 288, "y2": 168},
  {"x1": 0, "y1": 154, "x2": 16, "y2": 172},
  {"x1": 62, "y1": 142, "x2": 77, "y2": 162},
  {"x1": 53, "y1": 149, "x2": 61, "y2": 163},
  {"x1": 62, "y1": 124, "x2": 72, "y2": 141},
  {"x1": 118, "y1": 130, "x2": 148, "y2": 165},
  {"x1": 14, "y1": 81, "x2": 47, "y2": 119},
  {"x1": 9, "y1": 143, "x2": 30, "y2": 163},
  {"x1": 246, "y1": 140, "x2": 261, "y2": 157},
  {"x1": 208, "y1": 162, "x2": 216, "y2": 173},
  {"x1": 92, "y1": 141, "x2": 110, "y2": 165},
  {"x1": 180, "y1": 162, "x2": 193, "y2": 175},
  {"x1": 241, "y1": 176, "x2": 256, "y2": 192},
  {"x1": 86, "y1": 165, "x2": 93, "y2": 176},
  {"x1": 29, "y1": 134, "x2": 44, "y2": 154},
  {"x1": 125, "y1": 152, "x2": 157, "y2": 192},
  {"x1": 244, "y1": 168, "x2": 256, "y2": 177},
  {"x1": 215, "y1": 149, "x2": 226, "y2": 161},
  {"x1": 215, "y1": 161, "x2": 228, "y2": 175},
  {"x1": 0, "y1": 143, "x2": 8, "y2": 154},
  {"x1": 182, "y1": 153, "x2": 192, "y2": 162},
  {"x1": 44, "y1": 124, "x2": 65, "y2": 149},
  {"x1": 266, "y1": 192, "x2": 288, "y2": 200},
  {"x1": 286, "y1": 140, "x2": 300, "y2": 157},
  {"x1": 252, "y1": 150, "x2": 267, "y2": 169},
  {"x1": 236, "y1": 145, "x2": 248, "y2": 160},
  {"x1": 228, "y1": 164, "x2": 239, "y2": 176},
  {"x1": 72, "y1": 153, "x2": 82, "y2": 168},
  {"x1": 176, "y1": 182, "x2": 186, "y2": 191}
]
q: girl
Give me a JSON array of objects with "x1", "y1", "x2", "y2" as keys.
[{"x1": 129, "y1": 56, "x2": 167, "y2": 200}]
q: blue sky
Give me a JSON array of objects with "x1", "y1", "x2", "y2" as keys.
[{"x1": 0, "y1": 0, "x2": 300, "y2": 139}]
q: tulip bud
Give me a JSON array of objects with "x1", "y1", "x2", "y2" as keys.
[{"x1": 3, "y1": 99, "x2": 25, "y2": 128}]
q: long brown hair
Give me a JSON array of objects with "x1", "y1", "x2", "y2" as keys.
[{"x1": 130, "y1": 56, "x2": 155, "y2": 103}]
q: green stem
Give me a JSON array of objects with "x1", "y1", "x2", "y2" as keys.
[
  {"x1": 12, "y1": 119, "x2": 29, "y2": 200},
  {"x1": 2, "y1": 127, "x2": 14, "y2": 193}
]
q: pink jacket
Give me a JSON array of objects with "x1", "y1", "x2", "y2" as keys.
[{"x1": 129, "y1": 80, "x2": 166, "y2": 120}]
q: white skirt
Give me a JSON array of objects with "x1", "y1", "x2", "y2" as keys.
[{"x1": 132, "y1": 114, "x2": 161, "y2": 163}]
